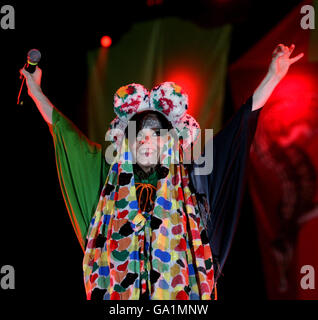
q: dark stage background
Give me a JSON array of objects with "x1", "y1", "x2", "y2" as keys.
[{"x1": 1, "y1": 0, "x2": 315, "y2": 312}]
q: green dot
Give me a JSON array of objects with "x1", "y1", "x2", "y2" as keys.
[
  {"x1": 205, "y1": 258, "x2": 213, "y2": 270},
  {"x1": 114, "y1": 284, "x2": 125, "y2": 293},
  {"x1": 154, "y1": 205, "x2": 163, "y2": 217},
  {"x1": 116, "y1": 198, "x2": 129, "y2": 209},
  {"x1": 121, "y1": 163, "x2": 133, "y2": 173},
  {"x1": 112, "y1": 249, "x2": 130, "y2": 261},
  {"x1": 92, "y1": 262, "x2": 99, "y2": 273},
  {"x1": 111, "y1": 232, "x2": 124, "y2": 240},
  {"x1": 152, "y1": 258, "x2": 169, "y2": 273},
  {"x1": 128, "y1": 260, "x2": 139, "y2": 273},
  {"x1": 97, "y1": 276, "x2": 109, "y2": 289}
]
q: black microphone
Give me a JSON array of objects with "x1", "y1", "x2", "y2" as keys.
[{"x1": 17, "y1": 49, "x2": 41, "y2": 106}]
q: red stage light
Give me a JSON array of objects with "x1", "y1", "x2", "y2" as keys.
[{"x1": 101, "y1": 35, "x2": 112, "y2": 48}]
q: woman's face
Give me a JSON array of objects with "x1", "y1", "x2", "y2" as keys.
[{"x1": 129, "y1": 113, "x2": 168, "y2": 173}]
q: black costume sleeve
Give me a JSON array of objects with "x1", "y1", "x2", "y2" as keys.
[{"x1": 189, "y1": 96, "x2": 261, "y2": 280}]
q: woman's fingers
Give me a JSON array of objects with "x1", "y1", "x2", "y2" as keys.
[
  {"x1": 287, "y1": 44, "x2": 304, "y2": 65},
  {"x1": 287, "y1": 44, "x2": 295, "y2": 57},
  {"x1": 19, "y1": 67, "x2": 32, "y2": 81},
  {"x1": 272, "y1": 44, "x2": 304, "y2": 64},
  {"x1": 272, "y1": 44, "x2": 283, "y2": 56},
  {"x1": 289, "y1": 52, "x2": 304, "y2": 64},
  {"x1": 272, "y1": 44, "x2": 287, "y2": 58},
  {"x1": 19, "y1": 66, "x2": 42, "y2": 86},
  {"x1": 19, "y1": 67, "x2": 27, "y2": 77},
  {"x1": 282, "y1": 45, "x2": 289, "y2": 54},
  {"x1": 33, "y1": 66, "x2": 42, "y2": 86}
]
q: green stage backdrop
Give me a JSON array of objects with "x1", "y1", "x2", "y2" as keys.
[{"x1": 86, "y1": 17, "x2": 232, "y2": 147}]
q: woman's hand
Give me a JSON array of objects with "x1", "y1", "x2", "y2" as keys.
[
  {"x1": 268, "y1": 44, "x2": 304, "y2": 81},
  {"x1": 252, "y1": 44, "x2": 304, "y2": 111},
  {"x1": 19, "y1": 66, "x2": 42, "y2": 96},
  {"x1": 19, "y1": 66, "x2": 53, "y2": 124}
]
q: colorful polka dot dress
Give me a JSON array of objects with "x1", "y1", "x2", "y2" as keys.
[{"x1": 83, "y1": 136, "x2": 214, "y2": 300}]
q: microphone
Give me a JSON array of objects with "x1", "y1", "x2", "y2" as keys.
[{"x1": 17, "y1": 49, "x2": 41, "y2": 106}]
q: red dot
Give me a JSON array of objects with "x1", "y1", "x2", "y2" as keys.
[
  {"x1": 90, "y1": 273, "x2": 98, "y2": 283},
  {"x1": 101, "y1": 35, "x2": 112, "y2": 48},
  {"x1": 176, "y1": 290, "x2": 188, "y2": 300},
  {"x1": 117, "y1": 260, "x2": 128, "y2": 272},
  {"x1": 111, "y1": 292, "x2": 120, "y2": 300}
]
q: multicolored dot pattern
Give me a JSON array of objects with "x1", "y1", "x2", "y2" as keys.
[{"x1": 83, "y1": 136, "x2": 214, "y2": 300}]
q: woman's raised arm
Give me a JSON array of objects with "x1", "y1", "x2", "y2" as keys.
[
  {"x1": 252, "y1": 43, "x2": 304, "y2": 111},
  {"x1": 19, "y1": 66, "x2": 53, "y2": 124}
]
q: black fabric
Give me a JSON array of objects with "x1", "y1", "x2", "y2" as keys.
[{"x1": 189, "y1": 96, "x2": 261, "y2": 280}]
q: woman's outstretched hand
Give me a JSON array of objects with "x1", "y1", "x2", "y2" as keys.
[
  {"x1": 252, "y1": 43, "x2": 304, "y2": 111},
  {"x1": 268, "y1": 44, "x2": 304, "y2": 81}
]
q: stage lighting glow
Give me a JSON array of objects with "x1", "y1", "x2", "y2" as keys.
[
  {"x1": 101, "y1": 35, "x2": 112, "y2": 48},
  {"x1": 268, "y1": 72, "x2": 313, "y2": 127}
]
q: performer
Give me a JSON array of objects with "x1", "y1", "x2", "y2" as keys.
[{"x1": 20, "y1": 44, "x2": 303, "y2": 300}]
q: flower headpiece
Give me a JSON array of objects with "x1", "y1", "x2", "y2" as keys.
[{"x1": 106, "y1": 82, "x2": 200, "y2": 152}]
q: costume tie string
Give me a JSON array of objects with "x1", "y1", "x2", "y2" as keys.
[{"x1": 135, "y1": 182, "x2": 157, "y2": 212}]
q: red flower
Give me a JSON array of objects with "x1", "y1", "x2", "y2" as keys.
[
  {"x1": 159, "y1": 98, "x2": 174, "y2": 115},
  {"x1": 120, "y1": 98, "x2": 140, "y2": 112},
  {"x1": 127, "y1": 86, "x2": 135, "y2": 95}
]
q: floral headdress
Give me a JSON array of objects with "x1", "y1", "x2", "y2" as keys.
[{"x1": 105, "y1": 82, "x2": 200, "y2": 152}]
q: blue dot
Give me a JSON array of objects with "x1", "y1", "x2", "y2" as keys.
[
  {"x1": 188, "y1": 264, "x2": 195, "y2": 275},
  {"x1": 157, "y1": 197, "x2": 172, "y2": 210},
  {"x1": 99, "y1": 266, "x2": 110, "y2": 277},
  {"x1": 129, "y1": 200, "x2": 138, "y2": 209},
  {"x1": 103, "y1": 215, "x2": 110, "y2": 224},
  {"x1": 112, "y1": 163, "x2": 118, "y2": 173},
  {"x1": 190, "y1": 292, "x2": 200, "y2": 300},
  {"x1": 160, "y1": 226, "x2": 169, "y2": 236},
  {"x1": 159, "y1": 279, "x2": 169, "y2": 289},
  {"x1": 134, "y1": 278, "x2": 140, "y2": 288},
  {"x1": 154, "y1": 249, "x2": 171, "y2": 263},
  {"x1": 129, "y1": 251, "x2": 139, "y2": 260}
]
